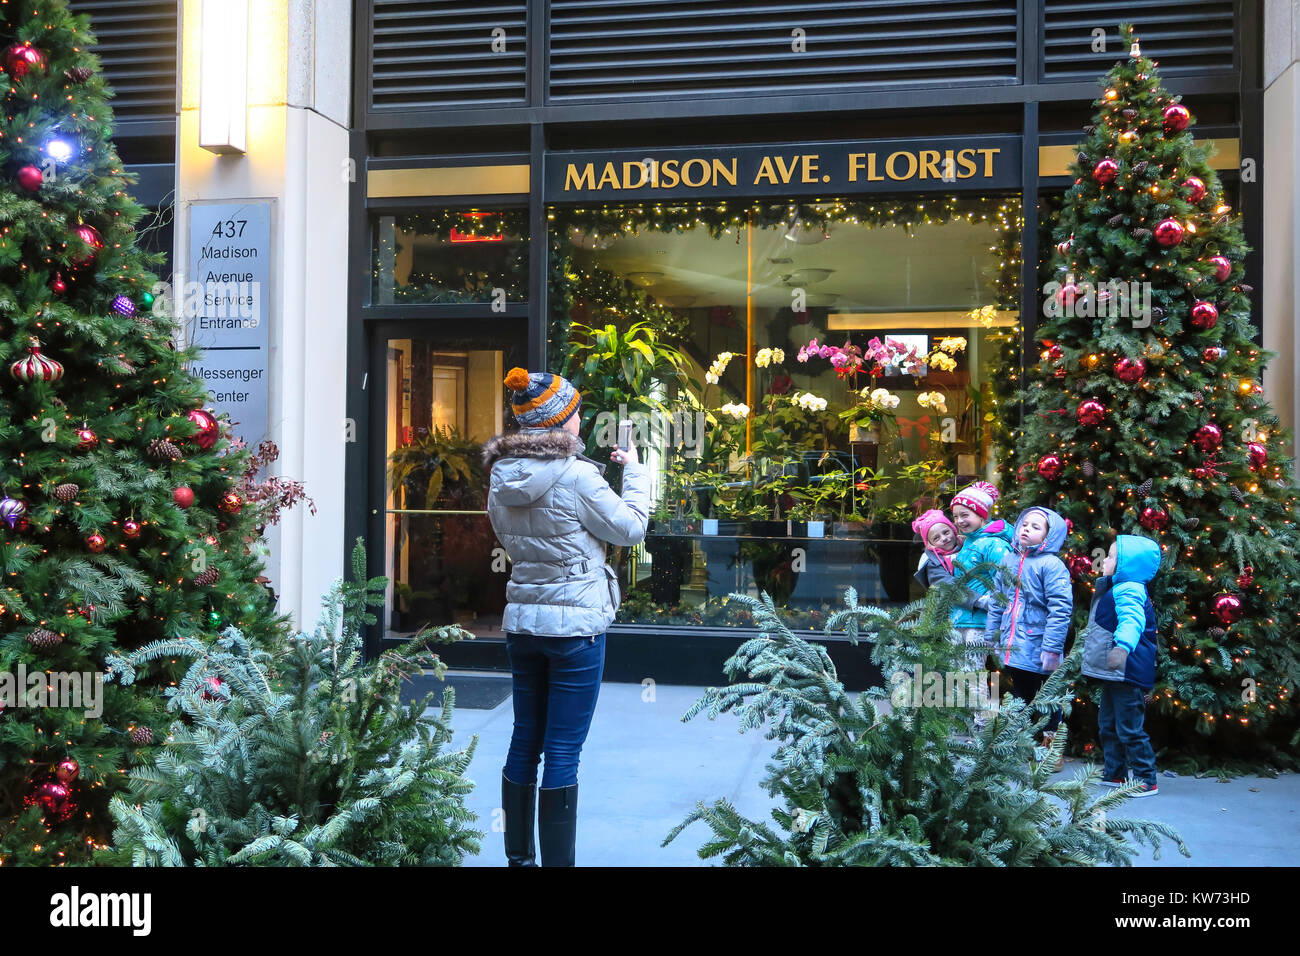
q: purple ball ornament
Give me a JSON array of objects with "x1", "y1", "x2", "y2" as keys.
[{"x1": 110, "y1": 294, "x2": 137, "y2": 318}]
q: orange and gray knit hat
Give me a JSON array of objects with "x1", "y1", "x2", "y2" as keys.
[{"x1": 504, "y1": 367, "x2": 580, "y2": 429}]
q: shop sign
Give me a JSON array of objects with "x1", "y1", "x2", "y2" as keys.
[
  {"x1": 546, "y1": 136, "x2": 1021, "y2": 200},
  {"x1": 184, "y1": 200, "x2": 272, "y2": 448}
]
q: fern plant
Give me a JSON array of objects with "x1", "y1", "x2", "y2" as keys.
[
  {"x1": 664, "y1": 570, "x2": 1190, "y2": 866},
  {"x1": 101, "y1": 539, "x2": 483, "y2": 866}
]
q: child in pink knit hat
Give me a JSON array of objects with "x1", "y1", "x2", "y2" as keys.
[{"x1": 912, "y1": 509, "x2": 962, "y2": 590}]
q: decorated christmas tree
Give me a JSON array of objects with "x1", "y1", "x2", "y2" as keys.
[
  {"x1": 1009, "y1": 24, "x2": 1300, "y2": 762},
  {"x1": 0, "y1": 0, "x2": 290, "y2": 863}
]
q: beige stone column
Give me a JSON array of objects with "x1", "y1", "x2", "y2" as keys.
[{"x1": 176, "y1": 1, "x2": 352, "y2": 631}]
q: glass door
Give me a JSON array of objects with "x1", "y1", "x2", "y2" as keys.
[{"x1": 372, "y1": 320, "x2": 527, "y2": 640}]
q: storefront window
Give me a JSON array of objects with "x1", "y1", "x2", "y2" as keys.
[
  {"x1": 549, "y1": 196, "x2": 1023, "y2": 630},
  {"x1": 372, "y1": 208, "x2": 528, "y2": 305}
]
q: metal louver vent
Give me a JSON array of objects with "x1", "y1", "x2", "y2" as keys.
[
  {"x1": 370, "y1": 0, "x2": 528, "y2": 110},
  {"x1": 548, "y1": 0, "x2": 1019, "y2": 102},
  {"x1": 1042, "y1": 2, "x2": 1236, "y2": 79},
  {"x1": 67, "y1": 0, "x2": 179, "y2": 122}
]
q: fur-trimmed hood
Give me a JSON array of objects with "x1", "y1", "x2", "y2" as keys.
[{"x1": 481, "y1": 428, "x2": 584, "y2": 470}]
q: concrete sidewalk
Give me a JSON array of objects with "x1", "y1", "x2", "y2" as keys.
[{"x1": 445, "y1": 678, "x2": 1300, "y2": 867}]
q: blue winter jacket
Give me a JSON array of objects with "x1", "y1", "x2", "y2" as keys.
[
  {"x1": 984, "y1": 507, "x2": 1074, "y2": 674},
  {"x1": 951, "y1": 519, "x2": 1014, "y2": 627},
  {"x1": 1080, "y1": 534, "x2": 1161, "y2": 689}
]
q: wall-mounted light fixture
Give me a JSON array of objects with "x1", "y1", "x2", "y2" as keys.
[{"x1": 199, "y1": 0, "x2": 249, "y2": 154}]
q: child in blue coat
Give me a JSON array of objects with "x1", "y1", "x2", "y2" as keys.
[
  {"x1": 984, "y1": 506, "x2": 1073, "y2": 738},
  {"x1": 1081, "y1": 534, "x2": 1162, "y2": 797},
  {"x1": 949, "y1": 481, "x2": 1014, "y2": 645}
]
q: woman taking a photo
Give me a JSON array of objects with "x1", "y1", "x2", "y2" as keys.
[{"x1": 482, "y1": 367, "x2": 649, "y2": 867}]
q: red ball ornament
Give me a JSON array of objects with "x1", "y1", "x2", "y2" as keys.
[
  {"x1": 187, "y1": 409, "x2": 220, "y2": 450},
  {"x1": 1154, "y1": 219, "x2": 1184, "y2": 247},
  {"x1": 1193, "y1": 423, "x2": 1223, "y2": 453},
  {"x1": 1211, "y1": 593, "x2": 1244, "y2": 625},
  {"x1": 1209, "y1": 256, "x2": 1232, "y2": 282},
  {"x1": 1065, "y1": 518, "x2": 1074, "y2": 535},
  {"x1": 1067, "y1": 554, "x2": 1093, "y2": 578},
  {"x1": 1054, "y1": 367, "x2": 1066, "y2": 379},
  {"x1": 173, "y1": 486, "x2": 195, "y2": 509},
  {"x1": 16, "y1": 164, "x2": 43, "y2": 191},
  {"x1": 3, "y1": 43, "x2": 46, "y2": 78},
  {"x1": 218, "y1": 491, "x2": 243, "y2": 515},
  {"x1": 123, "y1": 519, "x2": 142, "y2": 538},
  {"x1": 1047, "y1": 344, "x2": 1063, "y2": 362},
  {"x1": 1182, "y1": 177, "x2": 1207, "y2": 202},
  {"x1": 1203, "y1": 346, "x2": 1226, "y2": 362},
  {"x1": 1076, "y1": 399, "x2": 1107, "y2": 426},
  {"x1": 76, "y1": 427, "x2": 98, "y2": 450},
  {"x1": 54, "y1": 759, "x2": 80, "y2": 783},
  {"x1": 51, "y1": 272, "x2": 66, "y2": 294},
  {"x1": 86, "y1": 532, "x2": 106, "y2": 553},
  {"x1": 1237, "y1": 566, "x2": 1254, "y2": 589},
  {"x1": 1247, "y1": 443, "x2": 1267, "y2": 470},
  {"x1": 1139, "y1": 507, "x2": 1171, "y2": 532},
  {"x1": 36, "y1": 781, "x2": 70, "y2": 810},
  {"x1": 1190, "y1": 301, "x2": 1219, "y2": 329},
  {"x1": 1162, "y1": 104, "x2": 1191, "y2": 132},
  {"x1": 1114, "y1": 357, "x2": 1146, "y2": 383},
  {"x1": 1036, "y1": 454, "x2": 1064, "y2": 481},
  {"x1": 1055, "y1": 282, "x2": 1080, "y2": 308},
  {"x1": 201, "y1": 676, "x2": 227, "y2": 700},
  {"x1": 1092, "y1": 159, "x2": 1119, "y2": 184},
  {"x1": 69, "y1": 224, "x2": 104, "y2": 270}
]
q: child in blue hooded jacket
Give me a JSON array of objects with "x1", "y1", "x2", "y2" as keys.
[
  {"x1": 1081, "y1": 534, "x2": 1162, "y2": 796},
  {"x1": 984, "y1": 506, "x2": 1073, "y2": 737}
]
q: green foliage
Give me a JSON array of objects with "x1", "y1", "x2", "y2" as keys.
[
  {"x1": 387, "y1": 425, "x2": 484, "y2": 509},
  {"x1": 0, "y1": 0, "x2": 292, "y2": 865},
  {"x1": 100, "y1": 540, "x2": 483, "y2": 866},
  {"x1": 665, "y1": 575, "x2": 1189, "y2": 866},
  {"x1": 1007, "y1": 24, "x2": 1300, "y2": 761}
]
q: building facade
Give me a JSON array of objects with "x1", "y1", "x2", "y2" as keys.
[{"x1": 99, "y1": 1, "x2": 1299, "y2": 681}]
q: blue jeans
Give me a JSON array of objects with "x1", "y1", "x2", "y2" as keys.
[
  {"x1": 1098, "y1": 681, "x2": 1157, "y2": 786},
  {"x1": 503, "y1": 632, "x2": 606, "y2": 789}
]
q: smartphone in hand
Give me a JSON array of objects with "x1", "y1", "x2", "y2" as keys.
[{"x1": 618, "y1": 419, "x2": 633, "y2": 451}]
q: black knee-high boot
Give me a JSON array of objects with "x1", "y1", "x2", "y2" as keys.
[
  {"x1": 538, "y1": 783, "x2": 578, "y2": 867},
  {"x1": 502, "y1": 772, "x2": 538, "y2": 867}
]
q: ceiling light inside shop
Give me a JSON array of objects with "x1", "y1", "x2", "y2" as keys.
[
  {"x1": 782, "y1": 268, "x2": 834, "y2": 286},
  {"x1": 784, "y1": 219, "x2": 828, "y2": 244},
  {"x1": 659, "y1": 295, "x2": 698, "y2": 308},
  {"x1": 627, "y1": 271, "x2": 664, "y2": 287},
  {"x1": 828, "y1": 310, "x2": 1017, "y2": 330}
]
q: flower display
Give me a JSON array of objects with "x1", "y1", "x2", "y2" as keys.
[
  {"x1": 791, "y1": 391, "x2": 828, "y2": 412},
  {"x1": 917, "y1": 391, "x2": 948, "y2": 414},
  {"x1": 936, "y1": 336, "x2": 968, "y2": 353},
  {"x1": 927, "y1": 351, "x2": 957, "y2": 373},
  {"x1": 864, "y1": 387, "x2": 901, "y2": 409},
  {"x1": 754, "y1": 347, "x2": 785, "y2": 368},
  {"x1": 705, "y1": 350, "x2": 735, "y2": 384},
  {"x1": 719, "y1": 402, "x2": 750, "y2": 419}
]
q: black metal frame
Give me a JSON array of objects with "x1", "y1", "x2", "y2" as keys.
[{"x1": 345, "y1": 1, "x2": 1262, "y2": 669}]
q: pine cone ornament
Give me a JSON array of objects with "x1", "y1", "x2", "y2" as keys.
[
  {"x1": 1151, "y1": 306, "x2": 1165, "y2": 321},
  {"x1": 1083, "y1": 124, "x2": 1096, "y2": 134},
  {"x1": 1133, "y1": 160, "x2": 1149, "y2": 174},
  {"x1": 1122, "y1": 108, "x2": 1138, "y2": 120},
  {"x1": 1137, "y1": 478, "x2": 1153, "y2": 496},
  {"x1": 1230, "y1": 486, "x2": 1245, "y2": 504},
  {"x1": 64, "y1": 65, "x2": 93, "y2": 83},
  {"x1": 147, "y1": 438, "x2": 182, "y2": 461},
  {"x1": 1077, "y1": 152, "x2": 1089, "y2": 166},
  {"x1": 1081, "y1": 461, "x2": 1096, "y2": 478},
  {"x1": 128, "y1": 726, "x2": 154, "y2": 745},
  {"x1": 1239, "y1": 283, "x2": 1253, "y2": 293},
  {"x1": 1107, "y1": 213, "x2": 1124, "y2": 226},
  {"x1": 1208, "y1": 627, "x2": 1226, "y2": 638},
  {"x1": 1183, "y1": 517, "x2": 1200, "y2": 529},
  {"x1": 194, "y1": 567, "x2": 220, "y2": 587},
  {"x1": 26, "y1": 628, "x2": 62, "y2": 649},
  {"x1": 54, "y1": 482, "x2": 79, "y2": 503},
  {"x1": 1132, "y1": 228, "x2": 1152, "y2": 239}
]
